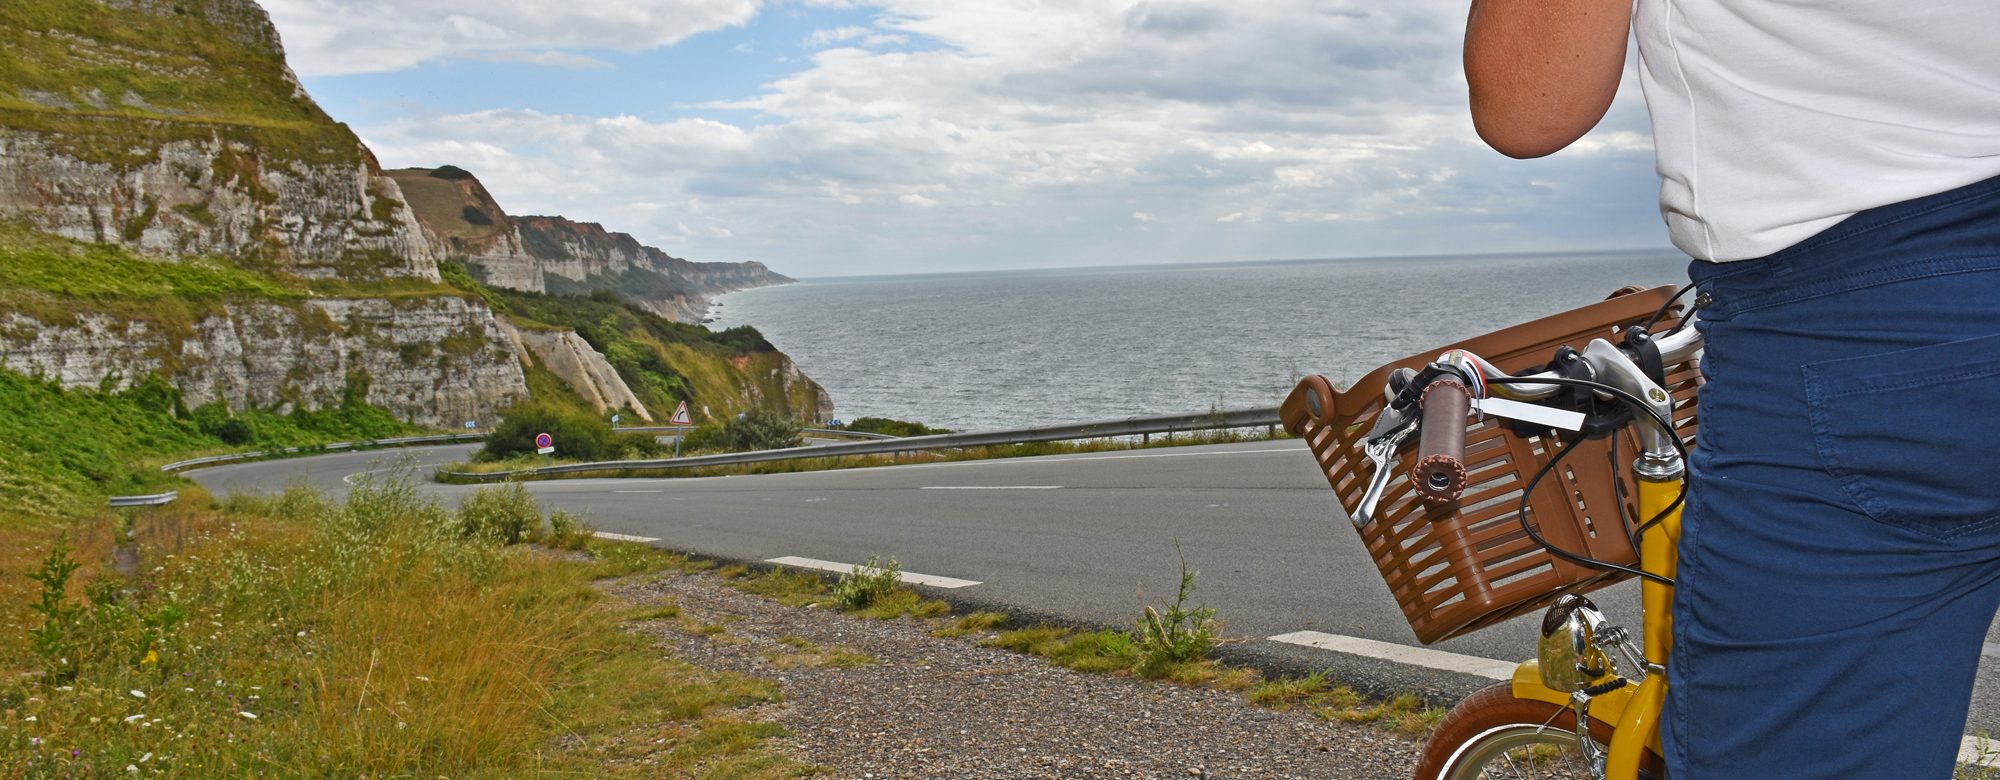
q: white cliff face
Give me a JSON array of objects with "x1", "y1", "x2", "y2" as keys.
[
  {"x1": 497, "y1": 322, "x2": 654, "y2": 422},
  {"x1": 0, "y1": 296, "x2": 526, "y2": 427},
  {"x1": 0, "y1": 132, "x2": 439, "y2": 280}
]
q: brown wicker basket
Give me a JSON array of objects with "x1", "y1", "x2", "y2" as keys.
[{"x1": 1280, "y1": 286, "x2": 1700, "y2": 645}]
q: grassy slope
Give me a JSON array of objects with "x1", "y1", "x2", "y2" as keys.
[
  {"x1": 0, "y1": 0, "x2": 360, "y2": 167},
  {"x1": 0, "y1": 477, "x2": 799, "y2": 777},
  {"x1": 471, "y1": 269, "x2": 823, "y2": 426}
]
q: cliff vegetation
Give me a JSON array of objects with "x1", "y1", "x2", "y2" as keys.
[{"x1": 0, "y1": 0, "x2": 360, "y2": 168}]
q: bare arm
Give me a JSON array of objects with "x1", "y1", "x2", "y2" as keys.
[{"x1": 1464, "y1": 0, "x2": 1632, "y2": 159}]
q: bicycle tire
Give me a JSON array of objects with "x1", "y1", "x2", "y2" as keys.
[{"x1": 1412, "y1": 682, "x2": 1665, "y2": 780}]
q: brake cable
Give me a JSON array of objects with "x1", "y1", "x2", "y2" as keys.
[{"x1": 1486, "y1": 375, "x2": 1687, "y2": 588}]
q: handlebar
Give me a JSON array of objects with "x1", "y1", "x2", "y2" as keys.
[{"x1": 1414, "y1": 374, "x2": 1471, "y2": 506}]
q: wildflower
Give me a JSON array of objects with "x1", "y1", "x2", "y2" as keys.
[
  {"x1": 126, "y1": 765, "x2": 138, "y2": 773},
  {"x1": 238, "y1": 711, "x2": 258, "y2": 720},
  {"x1": 23, "y1": 716, "x2": 35, "y2": 722},
  {"x1": 141, "y1": 650, "x2": 159, "y2": 666},
  {"x1": 125, "y1": 714, "x2": 145, "y2": 723},
  {"x1": 130, "y1": 690, "x2": 146, "y2": 699}
]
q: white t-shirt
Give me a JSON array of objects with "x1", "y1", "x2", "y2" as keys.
[{"x1": 1632, "y1": 1, "x2": 2000, "y2": 261}]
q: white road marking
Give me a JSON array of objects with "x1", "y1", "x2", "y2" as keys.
[
  {"x1": 1274, "y1": 630, "x2": 2000, "y2": 767},
  {"x1": 765, "y1": 556, "x2": 982, "y2": 589},
  {"x1": 1268, "y1": 630, "x2": 1518, "y2": 681},
  {"x1": 920, "y1": 485, "x2": 1064, "y2": 490},
  {"x1": 613, "y1": 490, "x2": 664, "y2": 494},
  {"x1": 1962, "y1": 735, "x2": 2000, "y2": 768},
  {"x1": 593, "y1": 531, "x2": 661, "y2": 543}
]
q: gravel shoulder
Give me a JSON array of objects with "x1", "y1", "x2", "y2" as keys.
[{"x1": 608, "y1": 568, "x2": 1421, "y2": 779}]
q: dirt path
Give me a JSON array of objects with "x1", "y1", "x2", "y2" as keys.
[{"x1": 610, "y1": 570, "x2": 1422, "y2": 779}]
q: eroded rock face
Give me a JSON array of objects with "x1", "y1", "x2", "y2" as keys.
[
  {"x1": 0, "y1": 132, "x2": 440, "y2": 280},
  {"x1": 0, "y1": 296, "x2": 526, "y2": 427},
  {"x1": 498, "y1": 321, "x2": 653, "y2": 422}
]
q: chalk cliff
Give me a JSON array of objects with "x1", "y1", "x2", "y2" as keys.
[
  {"x1": 0, "y1": 0, "x2": 825, "y2": 430},
  {"x1": 386, "y1": 167, "x2": 794, "y2": 323}
]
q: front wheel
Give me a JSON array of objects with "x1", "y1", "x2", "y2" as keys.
[{"x1": 1412, "y1": 682, "x2": 1664, "y2": 780}]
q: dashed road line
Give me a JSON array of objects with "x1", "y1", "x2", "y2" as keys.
[
  {"x1": 920, "y1": 485, "x2": 1064, "y2": 490},
  {"x1": 765, "y1": 555, "x2": 982, "y2": 589},
  {"x1": 593, "y1": 531, "x2": 661, "y2": 543},
  {"x1": 1268, "y1": 630, "x2": 1517, "y2": 681}
]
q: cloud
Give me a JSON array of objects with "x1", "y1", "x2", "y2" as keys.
[
  {"x1": 472, "y1": 50, "x2": 615, "y2": 68},
  {"x1": 805, "y1": 26, "x2": 870, "y2": 46},
  {"x1": 261, "y1": 0, "x2": 762, "y2": 76},
  {"x1": 345, "y1": 1, "x2": 1666, "y2": 275}
]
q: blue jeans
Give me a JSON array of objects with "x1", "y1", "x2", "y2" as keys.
[{"x1": 1663, "y1": 173, "x2": 2000, "y2": 779}]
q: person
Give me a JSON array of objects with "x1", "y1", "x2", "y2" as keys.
[{"x1": 1463, "y1": 2, "x2": 2000, "y2": 777}]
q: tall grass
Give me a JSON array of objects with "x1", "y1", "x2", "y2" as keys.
[{"x1": 0, "y1": 472, "x2": 796, "y2": 776}]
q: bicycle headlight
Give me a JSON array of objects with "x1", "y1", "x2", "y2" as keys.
[{"x1": 1538, "y1": 594, "x2": 1613, "y2": 693}]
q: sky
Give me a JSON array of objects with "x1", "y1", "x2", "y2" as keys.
[{"x1": 263, "y1": 0, "x2": 1672, "y2": 277}]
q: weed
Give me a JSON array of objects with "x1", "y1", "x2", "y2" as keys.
[
  {"x1": 850, "y1": 588, "x2": 951, "y2": 620},
  {"x1": 1962, "y1": 733, "x2": 2000, "y2": 780},
  {"x1": 726, "y1": 568, "x2": 829, "y2": 608},
  {"x1": 545, "y1": 508, "x2": 593, "y2": 550},
  {"x1": 762, "y1": 638, "x2": 875, "y2": 670},
  {"x1": 833, "y1": 555, "x2": 902, "y2": 611},
  {"x1": 455, "y1": 482, "x2": 541, "y2": 544},
  {"x1": 23, "y1": 534, "x2": 82, "y2": 676},
  {"x1": 1319, "y1": 691, "x2": 1447, "y2": 737},
  {"x1": 1248, "y1": 670, "x2": 1334, "y2": 710},
  {"x1": 1132, "y1": 541, "x2": 1220, "y2": 678},
  {"x1": 933, "y1": 611, "x2": 1010, "y2": 638}
]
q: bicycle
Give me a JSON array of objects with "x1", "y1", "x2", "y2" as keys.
[{"x1": 1279, "y1": 285, "x2": 1703, "y2": 780}]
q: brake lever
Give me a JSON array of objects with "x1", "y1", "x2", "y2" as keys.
[{"x1": 1352, "y1": 413, "x2": 1415, "y2": 528}]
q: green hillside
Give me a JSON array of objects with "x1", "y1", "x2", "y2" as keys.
[{"x1": 0, "y1": 0, "x2": 361, "y2": 167}]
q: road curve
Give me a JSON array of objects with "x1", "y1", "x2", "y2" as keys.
[{"x1": 184, "y1": 440, "x2": 2000, "y2": 734}]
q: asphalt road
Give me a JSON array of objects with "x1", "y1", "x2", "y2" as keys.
[{"x1": 185, "y1": 439, "x2": 2000, "y2": 735}]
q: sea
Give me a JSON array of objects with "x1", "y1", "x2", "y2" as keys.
[{"x1": 707, "y1": 251, "x2": 1691, "y2": 432}]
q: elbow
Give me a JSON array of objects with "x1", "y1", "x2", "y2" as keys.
[
  {"x1": 1467, "y1": 91, "x2": 1590, "y2": 159},
  {"x1": 1470, "y1": 114, "x2": 1573, "y2": 159}
]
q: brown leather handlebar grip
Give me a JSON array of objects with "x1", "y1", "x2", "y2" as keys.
[{"x1": 1414, "y1": 375, "x2": 1471, "y2": 507}]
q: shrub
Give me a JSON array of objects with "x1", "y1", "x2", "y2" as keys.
[
  {"x1": 1133, "y1": 542, "x2": 1221, "y2": 678},
  {"x1": 545, "y1": 509, "x2": 593, "y2": 550},
  {"x1": 842, "y1": 417, "x2": 952, "y2": 437},
  {"x1": 482, "y1": 402, "x2": 612, "y2": 461},
  {"x1": 460, "y1": 205, "x2": 494, "y2": 226},
  {"x1": 832, "y1": 556, "x2": 901, "y2": 611},
  {"x1": 683, "y1": 408, "x2": 802, "y2": 454},
  {"x1": 613, "y1": 431, "x2": 672, "y2": 459},
  {"x1": 457, "y1": 482, "x2": 542, "y2": 544}
]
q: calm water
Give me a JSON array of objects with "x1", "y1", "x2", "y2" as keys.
[{"x1": 709, "y1": 251, "x2": 1689, "y2": 432}]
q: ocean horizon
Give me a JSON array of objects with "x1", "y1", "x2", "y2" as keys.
[{"x1": 711, "y1": 249, "x2": 1691, "y2": 432}]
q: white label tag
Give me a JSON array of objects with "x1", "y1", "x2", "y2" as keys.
[{"x1": 1471, "y1": 397, "x2": 1586, "y2": 432}]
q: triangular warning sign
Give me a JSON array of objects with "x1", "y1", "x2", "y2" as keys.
[{"x1": 669, "y1": 401, "x2": 693, "y2": 426}]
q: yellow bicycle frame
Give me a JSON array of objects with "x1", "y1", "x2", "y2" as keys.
[{"x1": 1506, "y1": 473, "x2": 1683, "y2": 779}]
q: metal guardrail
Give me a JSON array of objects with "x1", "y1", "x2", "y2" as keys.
[
  {"x1": 614, "y1": 426, "x2": 898, "y2": 440},
  {"x1": 109, "y1": 491, "x2": 179, "y2": 507},
  {"x1": 158, "y1": 433, "x2": 488, "y2": 473},
  {"x1": 438, "y1": 407, "x2": 1281, "y2": 483}
]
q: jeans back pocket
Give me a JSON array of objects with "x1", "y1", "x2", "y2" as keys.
[{"x1": 1805, "y1": 331, "x2": 2000, "y2": 539}]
